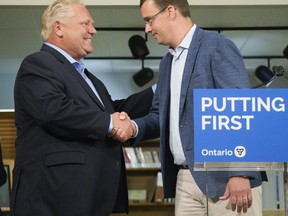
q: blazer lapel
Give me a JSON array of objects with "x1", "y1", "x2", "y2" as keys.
[
  {"x1": 163, "y1": 55, "x2": 172, "y2": 110},
  {"x1": 179, "y1": 27, "x2": 202, "y2": 115},
  {"x1": 41, "y1": 44, "x2": 107, "y2": 111},
  {"x1": 159, "y1": 53, "x2": 173, "y2": 128},
  {"x1": 85, "y1": 70, "x2": 115, "y2": 113},
  {"x1": 70, "y1": 65, "x2": 107, "y2": 111}
]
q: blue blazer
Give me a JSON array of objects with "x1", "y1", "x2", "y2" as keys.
[{"x1": 134, "y1": 27, "x2": 264, "y2": 198}]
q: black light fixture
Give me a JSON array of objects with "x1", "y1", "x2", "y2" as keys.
[
  {"x1": 132, "y1": 67, "x2": 154, "y2": 87},
  {"x1": 253, "y1": 65, "x2": 276, "y2": 88},
  {"x1": 255, "y1": 65, "x2": 275, "y2": 83},
  {"x1": 283, "y1": 45, "x2": 288, "y2": 59},
  {"x1": 254, "y1": 65, "x2": 288, "y2": 88},
  {"x1": 128, "y1": 35, "x2": 154, "y2": 87},
  {"x1": 128, "y1": 35, "x2": 150, "y2": 59},
  {"x1": 254, "y1": 45, "x2": 288, "y2": 88}
]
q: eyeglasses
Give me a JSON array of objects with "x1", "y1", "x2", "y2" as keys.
[{"x1": 144, "y1": 7, "x2": 167, "y2": 26}]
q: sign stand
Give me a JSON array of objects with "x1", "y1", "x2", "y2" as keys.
[
  {"x1": 194, "y1": 162, "x2": 286, "y2": 215},
  {"x1": 285, "y1": 162, "x2": 288, "y2": 216}
]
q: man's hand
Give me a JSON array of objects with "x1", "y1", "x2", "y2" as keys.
[
  {"x1": 109, "y1": 112, "x2": 135, "y2": 142},
  {"x1": 219, "y1": 176, "x2": 252, "y2": 213}
]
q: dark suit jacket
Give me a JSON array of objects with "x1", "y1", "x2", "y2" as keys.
[
  {"x1": 0, "y1": 145, "x2": 7, "y2": 216},
  {"x1": 12, "y1": 44, "x2": 153, "y2": 216},
  {"x1": 134, "y1": 27, "x2": 264, "y2": 199},
  {"x1": 0, "y1": 145, "x2": 6, "y2": 187}
]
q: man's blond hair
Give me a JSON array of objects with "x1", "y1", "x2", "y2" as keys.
[{"x1": 41, "y1": 0, "x2": 85, "y2": 41}]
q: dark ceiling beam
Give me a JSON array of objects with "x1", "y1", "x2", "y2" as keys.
[
  {"x1": 85, "y1": 55, "x2": 285, "y2": 60},
  {"x1": 95, "y1": 26, "x2": 288, "y2": 31}
]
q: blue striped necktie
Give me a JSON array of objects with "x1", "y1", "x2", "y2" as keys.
[
  {"x1": 72, "y1": 62, "x2": 104, "y2": 106},
  {"x1": 73, "y1": 62, "x2": 82, "y2": 74}
]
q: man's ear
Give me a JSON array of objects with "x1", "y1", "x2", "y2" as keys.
[
  {"x1": 167, "y1": 5, "x2": 177, "y2": 20},
  {"x1": 54, "y1": 21, "x2": 63, "y2": 37}
]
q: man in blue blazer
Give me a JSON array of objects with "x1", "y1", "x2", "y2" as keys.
[
  {"x1": 12, "y1": 1, "x2": 153, "y2": 216},
  {"x1": 118, "y1": 0, "x2": 265, "y2": 215}
]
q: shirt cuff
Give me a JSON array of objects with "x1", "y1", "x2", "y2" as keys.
[
  {"x1": 152, "y1": 83, "x2": 157, "y2": 93},
  {"x1": 131, "y1": 120, "x2": 139, "y2": 138},
  {"x1": 108, "y1": 115, "x2": 113, "y2": 133}
]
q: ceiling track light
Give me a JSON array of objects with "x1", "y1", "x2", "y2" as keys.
[{"x1": 128, "y1": 34, "x2": 154, "y2": 87}]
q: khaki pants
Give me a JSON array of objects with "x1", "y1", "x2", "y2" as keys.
[{"x1": 175, "y1": 169, "x2": 263, "y2": 216}]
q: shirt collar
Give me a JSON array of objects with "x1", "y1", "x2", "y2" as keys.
[
  {"x1": 168, "y1": 24, "x2": 197, "y2": 58},
  {"x1": 44, "y1": 42, "x2": 85, "y2": 68}
]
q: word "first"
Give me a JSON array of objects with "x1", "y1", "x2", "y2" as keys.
[{"x1": 202, "y1": 115, "x2": 254, "y2": 130}]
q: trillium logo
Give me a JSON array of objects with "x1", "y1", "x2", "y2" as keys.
[{"x1": 234, "y1": 146, "x2": 246, "y2": 158}]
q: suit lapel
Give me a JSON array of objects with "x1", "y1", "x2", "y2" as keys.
[
  {"x1": 41, "y1": 44, "x2": 108, "y2": 112},
  {"x1": 159, "y1": 53, "x2": 173, "y2": 129},
  {"x1": 179, "y1": 27, "x2": 202, "y2": 115},
  {"x1": 85, "y1": 70, "x2": 115, "y2": 113},
  {"x1": 72, "y1": 67, "x2": 108, "y2": 111}
]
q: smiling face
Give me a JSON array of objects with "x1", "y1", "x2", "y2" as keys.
[
  {"x1": 50, "y1": 4, "x2": 96, "y2": 60},
  {"x1": 141, "y1": 0, "x2": 166, "y2": 45},
  {"x1": 140, "y1": 0, "x2": 193, "y2": 50}
]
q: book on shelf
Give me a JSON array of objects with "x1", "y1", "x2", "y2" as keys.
[
  {"x1": 151, "y1": 150, "x2": 161, "y2": 167},
  {"x1": 123, "y1": 147, "x2": 138, "y2": 168},
  {"x1": 154, "y1": 171, "x2": 164, "y2": 202},
  {"x1": 123, "y1": 147, "x2": 160, "y2": 168},
  {"x1": 123, "y1": 146, "x2": 132, "y2": 164},
  {"x1": 128, "y1": 189, "x2": 147, "y2": 203},
  {"x1": 134, "y1": 147, "x2": 145, "y2": 166},
  {"x1": 163, "y1": 197, "x2": 175, "y2": 203},
  {"x1": 153, "y1": 172, "x2": 175, "y2": 203}
]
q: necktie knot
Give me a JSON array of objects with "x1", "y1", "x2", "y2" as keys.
[{"x1": 73, "y1": 62, "x2": 82, "y2": 74}]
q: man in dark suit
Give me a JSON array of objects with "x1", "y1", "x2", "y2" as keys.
[
  {"x1": 114, "y1": 0, "x2": 266, "y2": 216},
  {"x1": 12, "y1": 0, "x2": 153, "y2": 216}
]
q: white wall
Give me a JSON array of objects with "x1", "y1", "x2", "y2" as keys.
[{"x1": 1, "y1": 27, "x2": 287, "y2": 109}]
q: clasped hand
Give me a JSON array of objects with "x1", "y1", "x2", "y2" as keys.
[{"x1": 108, "y1": 112, "x2": 135, "y2": 142}]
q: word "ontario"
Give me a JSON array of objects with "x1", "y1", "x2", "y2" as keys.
[{"x1": 202, "y1": 148, "x2": 233, "y2": 156}]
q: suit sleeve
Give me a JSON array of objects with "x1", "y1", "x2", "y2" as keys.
[
  {"x1": 211, "y1": 35, "x2": 251, "y2": 89},
  {"x1": 113, "y1": 87, "x2": 154, "y2": 119}
]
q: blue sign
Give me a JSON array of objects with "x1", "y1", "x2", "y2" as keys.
[{"x1": 193, "y1": 89, "x2": 288, "y2": 162}]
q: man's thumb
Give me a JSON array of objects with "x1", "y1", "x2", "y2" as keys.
[
  {"x1": 119, "y1": 112, "x2": 127, "y2": 120},
  {"x1": 219, "y1": 189, "x2": 230, "y2": 200}
]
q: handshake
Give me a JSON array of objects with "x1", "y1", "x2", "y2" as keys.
[{"x1": 109, "y1": 112, "x2": 136, "y2": 143}]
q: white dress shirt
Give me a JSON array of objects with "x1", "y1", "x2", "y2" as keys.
[{"x1": 169, "y1": 24, "x2": 196, "y2": 165}]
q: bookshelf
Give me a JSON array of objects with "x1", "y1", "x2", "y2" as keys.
[
  {"x1": 0, "y1": 111, "x2": 16, "y2": 160},
  {"x1": 116, "y1": 139, "x2": 175, "y2": 216},
  {"x1": 0, "y1": 111, "x2": 174, "y2": 215}
]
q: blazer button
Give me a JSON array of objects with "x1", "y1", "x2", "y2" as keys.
[{"x1": 115, "y1": 160, "x2": 120, "y2": 166}]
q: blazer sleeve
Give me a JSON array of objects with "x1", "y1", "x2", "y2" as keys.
[{"x1": 113, "y1": 87, "x2": 154, "y2": 119}]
